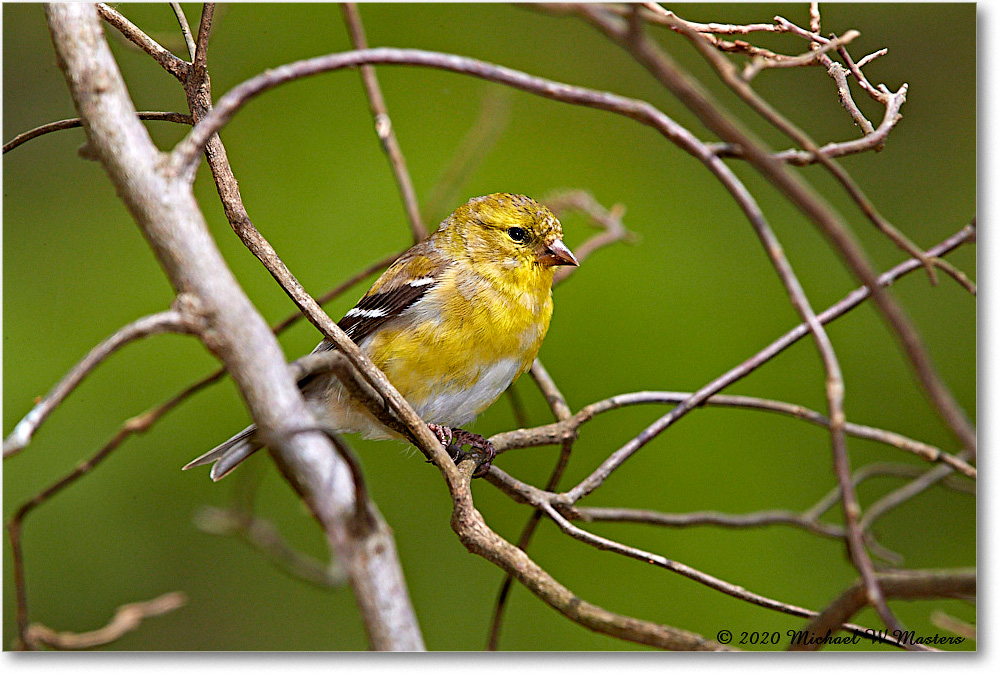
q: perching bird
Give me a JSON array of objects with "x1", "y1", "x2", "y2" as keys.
[{"x1": 185, "y1": 193, "x2": 578, "y2": 480}]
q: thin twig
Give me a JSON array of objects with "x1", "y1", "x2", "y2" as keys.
[
  {"x1": 3, "y1": 112, "x2": 192, "y2": 154},
  {"x1": 422, "y1": 89, "x2": 511, "y2": 226},
  {"x1": 810, "y1": 2, "x2": 822, "y2": 34},
  {"x1": 860, "y1": 452, "x2": 976, "y2": 531},
  {"x1": 194, "y1": 506, "x2": 345, "y2": 589},
  {"x1": 579, "y1": 4, "x2": 976, "y2": 459},
  {"x1": 856, "y1": 48, "x2": 888, "y2": 69},
  {"x1": 341, "y1": 3, "x2": 427, "y2": 242},
  {"x1": 789, "y1": 569, "x2": 975, "y2": 651},
  {"x1": 169, "y1": 2, "x2": 196, "y2": 61},
  {"x1": 742, "y1": 30, "x2": 859, "y2": 81},
  {"x1": 487, "y1": 359, "x2": 575, "y2": 650},
  {"x1": 803, "y1": 461, "x2": 975, "y2": 524},
  {"x1": 930, "y1": 611, "x2": 976, "y2": 640},
  {"x1": 562, "y1": 223, "x2": 974, "y2": 501},
  {"x1": 539, "y1": 503, "x2": 907, "y2": 649},
  {"x1": 650, "y1": 6, "x2": 941, "y2": 289},
  {"x1": 96, "y1": 3, "x2": 188, "y2": 81},
  {"x1": 577, "y1": 506, "x2": 845, "y2": 539},
  {"x1": 24, "y1": 592, "x2": 187, "y2": 650},
  {"x1": 826, "y1": 60, "x2": 877, "y2": 134},
  {"x1": 4, "y1": 308, "x2": 200, "y2": 458},
  {"x1": 493, "y1": 391, "x2": 975, "y2": 479}
]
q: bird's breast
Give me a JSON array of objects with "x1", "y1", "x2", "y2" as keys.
[{"x1": 361, "y1": 269, "x2": 552, "y2": 424}]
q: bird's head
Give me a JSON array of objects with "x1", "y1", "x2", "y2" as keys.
[{"x1": 435, "y1": 193, "x2": 579, "y2": 276}]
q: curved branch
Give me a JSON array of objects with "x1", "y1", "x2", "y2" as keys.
[
  {"x1": 561, "y1": 222, "x2": 974, "y2": 499},
  {"x1": 578, "y1": 6, "x2": 976, "y2": 459},
  {"x1": 3, "y1": 112, "x2": 192, "y2": 154},
  {"x1": 341, "y1": 3, "x2": 427, "y2": 242},
  {"x1": 4, "y1": 308, "x2": 200, "y2": 458},
  {"x1": 493, "y1": 391, "x2": 975, "y2": 479},
  {"x1": 24, "y1": 592, "x2": 187, "y2": 651},
  {"x1": 789, "y1": 569, "x2": 976, "y2": 651},
  {"x1": 448, "y1": 462, "x2": 728, "y2": 650},
  {"x1": 44, "y1": 4, "x2": 423, "y2": 651}
]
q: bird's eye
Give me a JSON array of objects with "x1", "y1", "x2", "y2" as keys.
[{"x1": 507, "y1": 227, "x2": 527, "y2": 243}]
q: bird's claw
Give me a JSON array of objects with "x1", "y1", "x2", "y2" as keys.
[{"x1": 426, "y1": 424, "x2": 495, "y2": 478}]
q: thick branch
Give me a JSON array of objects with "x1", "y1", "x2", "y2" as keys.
[
  {"x1": 44, "y1": 3, "x2": 423, "y2": 651},
  {"x1": 448, "y1": 463, "x2": 728, "y2": 650}
]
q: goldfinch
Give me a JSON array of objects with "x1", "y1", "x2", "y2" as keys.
[{"x1": 185, "y1": 193, "x2": 578, "y2": 480}]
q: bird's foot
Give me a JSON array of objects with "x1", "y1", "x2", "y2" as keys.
[
  {"x1": 426, "y1": 424, "x2": 495, "y2": 478},
  {"x1": 427, "y1": 423, "x2": 453, "y2": 448}
]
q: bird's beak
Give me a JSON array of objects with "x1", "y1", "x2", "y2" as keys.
[{"x1": 538, "y1": 238, "x2": 579, "y2": 267}]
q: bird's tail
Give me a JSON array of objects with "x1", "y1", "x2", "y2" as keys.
[{"x1": 183, "y1": 425, "x2": 262, "y2": 481}]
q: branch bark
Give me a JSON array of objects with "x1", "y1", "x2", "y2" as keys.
[{"x1": 44, "y1": 3, "x2": 423, "y2": 651}]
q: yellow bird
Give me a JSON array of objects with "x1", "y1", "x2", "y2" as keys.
[{"x1": 186, "y1": 193, "x2": 578, "y2": 480}]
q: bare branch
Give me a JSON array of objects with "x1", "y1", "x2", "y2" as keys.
[
  {"x1": 447, "y1": 463, "x2": 729, "y2": 650},
  {"x1": 539, "y1": 502, "x2": 906, "y2": 648},
  {"x1": 194, "y1": 506, "x2": 345, "y2": 589},
  {"x1": 742, "y1": 29, "x2": 859, "y2": 81},
  {"x1": 3, "y1": 112, "x2": 192, "y2": 154},
  {"x1": 341, "y1": 3, "x2": 428, "y2": 242},
  {"x1": 6, "y1": 250, "x2": 393, "y2": 648},
  {"x1": 576, "y1": 506, "x2": 846, "y2": 540},
  {"x1": 169, "y1": 2, "x2": 196, "y2": 61},
  {"x1": 789, "y1": 569, "x2": 975, "y2": 651},
  {"x1": 4, "y1": 308, "x2": 200, "y2": 458},
  {"x1": 930, "y1": 611, "x2": 976, "y2": 640},
  {"x1": 576, "y1": 4, "x2": 977, "y2": 460},
  {"x1": 562, "y1": 223, "x2": 974, "y2": 500},
  {"x1": 96, "y1": 3, "x2": 188, "y2": 81},
  {"x1": 650, "y1": 7, "x2": 943, "y2": 291},
  {"x1": 44, "y1": 4, "x2": 424, "y2": 651},
  {"x1": 24, "y1": 592, "x2": 187, "y2": 651},
  {"x1": 422, "y1": 89, "x2": 511, "y2": 226},
  {"x1": 494, "y1": 390, "x2": 974, "y2": 478},
  {"x1": 192, "y1": 3, "x2": 214, "y2": 78},
  {"x1": 856, "y1": 48, "x2": 888, "y2": 69},
  {"x1": 860, "y1": 453, "x2": 976, "y2": 531}
]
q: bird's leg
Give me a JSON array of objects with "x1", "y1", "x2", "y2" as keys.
[{"x1": 425, "y1": 424, "x2": 495, "y2": 478}]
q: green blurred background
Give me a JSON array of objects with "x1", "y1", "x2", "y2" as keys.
[{"x1": 3, "y1": 3, "x2": 975, "y2": 651}]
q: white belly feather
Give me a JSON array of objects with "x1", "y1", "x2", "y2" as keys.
[{"x1": 410, "y1": 356, "x2": 522, "y2": 427}]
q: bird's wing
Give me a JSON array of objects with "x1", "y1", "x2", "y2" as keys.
[{"x1": 308, "y1": 240, "x2": 447, "y2": 358}]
